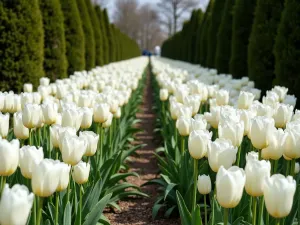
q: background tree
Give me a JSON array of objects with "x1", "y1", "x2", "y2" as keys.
[
  {"x1": 103, "y1": 9, "x2": 115, "y2": 62},
  {"x1": 60, "y1": 0, "x2": 85, "y2": 74},
  {"x1": 39, "y1": 0, "x2": 67, "y2": 81},
  {"x1": 215, "y1": 0, "x2": 235, "y2": 73},
  {"x1": 76, "y1": 0, "x2": 95, "y2": 70},
  {"x1": 95, "y1": 6, "x2": 109, "y2": 65},
  {"x1": 274, "y1": 0, "x2": 300, "y2": 100},
  {"x1": 193, "y1": 9, "x2": 203, "y2": 64},
  {"x1": 206, "y1": 0, "x2": 225, "y2": 68},
  {"x1": 229, "y1": 0, "x2": 257, "y2": 78},
  {"x1": 0, "y1": 0, "x2": 44, "y2": 91},
  {"x1": 248, "y1": 0, "x2": 284, "y2": 93}
]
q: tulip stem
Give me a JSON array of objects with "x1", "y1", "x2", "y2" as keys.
[
  {"x1": 236, "y1": 145, "x2": 242, "y2": 167},
  {"x1": 290, "y1": 159, "x2": 296, "y2": 177},
  {"x1": 109, "y1": 121, "x2": 113, "y2": 150},
  {"x1": 253, "y1": 197, "x2": 257, "y2": 225},
  {"x1": 223, "y1": 208, "x2": 229, "y2": 225},
  {"x1": 274, "y1": 160, "x2": 279, "y2": 174},
  {"x1": 55, "y1": 193, "x2": 59, "y2": 225},
  {"x1": 204, "y1": 194, "x2": 208, "y2": 225},
  {"x1": 192, "y1": 159, "x2": 198, "y2": 212},
  {"x1": 180, "y1": 136, "x2": 185, "y2": 154},
  {"x1": 174, "y1": 121, "x2": 178, "y2": 146},
  {"x1": 275, "y1": 219, "x2": 280, "y2": 225},
  {"x1": 0, "y1": 176, "x2": 6, "y2": 195},
  {"x1": 258, "y1": 150, "x2": 262, "y2": 160},
  {"x1": 33, "y1": 197, "x2": 37, "y2": 225},
  {"x1": 286, "y1": 160, "x2": 291, "y2": 176},
  {"x1": 258, "y1": 196, "x2": 264, "y2": 225},
  {"x1": 36, "y1": 197, "x2": 44, "y2": 225}
]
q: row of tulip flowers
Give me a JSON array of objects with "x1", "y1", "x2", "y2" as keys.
[
  {"x1": 0, "y1": 56, "x2": 149, "y2": 225},
  {"x1": 150, "y1": 57, "x2": 299, "y2": 225}
]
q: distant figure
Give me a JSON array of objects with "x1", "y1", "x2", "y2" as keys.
[{"x1": 154, "y1": 46, "x2": 161, "y2": 56}]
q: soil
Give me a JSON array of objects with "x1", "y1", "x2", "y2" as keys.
[{"x1": 104, "y1": 68, "x2": 180, "y2": 225}]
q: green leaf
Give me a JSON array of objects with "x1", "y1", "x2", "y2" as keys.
[
  {"x1": 164, "y1": 205, "x2": 177, "y2": 218},
  {"x1": 192, "y1": 205, "x2": 203, "y2": 225},
  {"x1": 63, "y1": 202, "x2": 72, "y2": 225},
  {"x1": 232, "y1": 217, "x2": 244, "y2": 225},
  {"x1": 164, "y1": 183, "x2": 177, "y2": 200},
  {"x1": 176, "y1": 190, "x2": 192, "y2": 225},
  {"x1": 152, "y1": 203, "x2": 165, "y2": 219}
]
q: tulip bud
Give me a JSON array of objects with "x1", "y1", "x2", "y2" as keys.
[
  {"x1": 94, "y1": 103, "x2": 110, "y2": 123},
  {"x1": 0, "y1": 139, "x2": 20, "y2": 176},
  {"x1": 19, "y1": 146, "x2": 44, "y2": 179},
  {"x1": 249, "y1": 116, "x2": 275, "y2": 149},
  {"x1": 191, "y1": 115, "x2": 207, "y2": 131},
  {"x1": 204, "y1": 106, "x2": 221, "y2": 129},
  {"x1": 184, "y1": 95, "x2": 201, "y2": 116},
  {"x1": 56, "y1": 162, "x2": 71, "y2": 192},
  {"x1": 57, "y1": 126, "x2": 77, "y2": 150},
  {"x1": 20, "y1": 93, "x2": 33, "y2": 109},
  {"x1": 24, "y1": 83, "x2": 33, "y2": 93},
  {"x1": 216, "y1": 166, "x2": 246, "y2": 208},
  {"x1": 272, "y1": 86, "x2": 288, "y2": 102},
  {"x1": 282, "y1": 127, "x2": 300, "y2": 159},
  {"x1": 245, "y1": 158, "x2": 271, "y2": 197},
  {"x1": 246, "y1": 151, "x2": 258, "y2": 162},
  {"x1": 79, "y1": 131, "x2": 99, "y2": 156},
  {"x1": 72, "y1": 161, "x2": 90, "y2": 184},
  {"x1": 32, "y1": 92, "x2": 42, "y2": 105},
  {"x1": 176, "y1": 106, "x2": 193, "y2": 119},
  {"x1": 0, "y1": 113, "x2": 9, "y2": 138},
  {"x1": 22, "y1": 104, "x2": 43, "y2": 129},
  {"x1": 273, "y1": 104, "x2": 293, "y2": 128},
  {"x1": 188, "y1": 130, "x2": 212, "y2": 159},
  {"x1": 264, "y1": 174, "x2": 296, "y2": 218},
  {"x1": 61, "y1": 135, "x2": 87, "y2": 165},
  {"x1": 295, "y1": 162, "x2": 300, "y2": 174},
  {"x1": 237, "y1": 91, "x2": 254, "y2": 109},
  {"x1": 160, "y1": 89, "x2": 169, "y2": 101},
  {"x1": 41, "y1": 102, "x2": 58, "y2": 125},
  {"x1": 3, "y1": 93, "x2": 14, "y2": 113},
  {"x1": 61, "y1": 108, "x2": 83, "y2": 131},
  {"x1": 208, "y1": 138, "x2": 237, "y2": 172},
  {"x1": 174, "y1": 88, "x2": 188, "y2": 103},
  {"x1": 216, "y1": 90, "x2": 229, "y2": 106},
  {"x1": 261, "y1": 128, "x2": 284, "y2": 160},
  {"x1": 80, "y1": 107, "x2": 93, "y2": 129},
  {"x1": 114, "y1": 107, "x2": 121, "y2": 119},
  {"x1": 13, "y1": 112, "x2": 29, "y2": 140},
  {"x1": 176, "y1": 116, "x2": 192, "y2": 136},
  {"x1": 218, "y1": 120, "x2": 244, "y2": 147},
  {"x1": 0, "y1": 184, "x2": 34, "y2": 225},
  {"x1": 31, "y1": 159, "x2": 60, "y2": 197},
  {"x1": 238, "y1": 109, "x2": 255, "y2": 136},
  {"x1": 197, "y1": 175, "x2": 211, "y2": 195},
  {"x1": 78, "y1": 94, "x2": 93, "y2": 108},
  {"x1": 40, "y1": 77, "x2": 50, "y2": 86},
  {"x1": 102, "y1": 112, "x2": 113, "y2": 128}
]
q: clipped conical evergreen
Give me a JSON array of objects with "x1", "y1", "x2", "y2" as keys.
[
  {"x1": 215, "y1": 0, "x2": 235, "y2": 73},
  {"x1": 199, "y1": 0, "x2": 214, "y2": 66},
  {"x1": 85, "y1": 0, "x2": 103, "y2": 66},
  {"x1": 103, "y1": 9, "x2": 114, "y2": 63},
  {"x1": 0, "y1": 0, "x2": 44, "y2": 92},
  {"x1": 193, "y1": 9, "x2": 203, "y2": 64},
  {"x1": 95, "y1": 6, "x2": 109, "y2": 65},
  {"x1": 76, "y1": 0, "x2": 95, "y2": 70},
  {"x1": 274, "y1": 0, "x2": 300, "y2": 99},
  {"x1": 206, "y1": 0, "x2": 225, "y2": 68},
  {"x1": 110, "y1": 24, "x2": 117, "y2": 62},
  {"x1": 229, "y1": 0, "x2": 256, "y2": 78},
  {"x1": 60, "y1": 0, "x2": 85, "y2": 74},
  {"x1": 39, "y1": 0, "x2": 67, "y2": 81},
  {"x1": 248, "y1": 0, "x2": 284, "y2": 93}
]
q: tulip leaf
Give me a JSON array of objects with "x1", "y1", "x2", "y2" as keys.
[
  {"x1": 63, "y1": 202, "x2": 72, "y2": 225},
  {"x1": 164, "y1": 183, "x2": 177, "y2": 200},
  {"x1": 97, "y1": 214, "x2": 111, "y2": 225},
  {"x1": 164, "y1": 205, "x2": 177, "y2": 218},
  {"x1": 285, "y1": 184, "x2": 300, "y2": 224},
  {"x1": 232, "y1": 216, "x2": 244, "y2": 225},
  {"x1": 176, "y1": 190, "x2": 192, "y2": 225},
  {"x1": 83, "y1": 193, "x2": 112, "y2": 225},
  {"x1": 152, "y1": 203, "x2": 165, "y2": 219},
  {"x1": 82, "y1": 179, "x2": 102, "y2": 218},
  {"x1": 192, "y1": 205, "x2": 203, "y2": 225}
]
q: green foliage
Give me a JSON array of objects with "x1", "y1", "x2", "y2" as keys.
[
  {"x1": 85, "y1": 0, "x2": 103, "y2": 66},
  {"x1": 39, "y1": 0, "x2": 67, "y2": 81},
  {"x1": 60, "y1": 0, "x2": 85, "y2": 74},
  {"x1": 215, "y1": 0, "x2": 235, "y2": 73},
  {"x1": 229, "y1": 0, "x2": 257, "y2": 78},
  {"x1": 274, "y1": 0, "x2": 300, "y2": 100},
  {"x1": 76, "y1": 0, "x2": 95, "y2": 70},
  {"x1": 103, "y1": 9, "x2": 115, "y2": 63},
  {"x1": 194, "y1": 10, "x2": 204, "y2": 64},
  {"x1": 206, "y1": 0, "x2": 225, "y2": 68},
  {"x1": 95, "y1": 6, "x2": 109, "y2": 65},
  {"x1": 0, "y1": 0, "x2": 44, "y2": 92}
]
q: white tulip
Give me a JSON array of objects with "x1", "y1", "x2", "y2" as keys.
[
  {"x1": 0, "y1": 184, "x2": 34, "y2": 225},
  {"x1": 188, "y1": 130, "x2": 212, "y2": 159},
  {"x1": 94, "y1": 103, "x2": 110, "y2": 123},
  {"x1": 114, "y1": 107, "x2": 121, "y2": 119},
  {"x1": 273, "y1": 104, "x2": 293, "y2": 128},
  {"x1": 61, "y1": 108, "x2": 83, "y2": 131},
  {"x1": 56, "y1": 162, "x2": 71, "y2": 192},
  {"x1": 19, "y1": 146, "x2": 44, "y2": 179},
  {"x1": 191, "y1": 116, "x2": 207, "y2": 131},
  {"x1": 160, "y1": 89, "x2": 169, "y2": 101},
  {"x1": 41, "y1": 102, "x2": 58, "y2": 125},
  {"x1": 23, "y1": 83, "x2": 33, "y2": 93},
  {"x1": 218, "y1": 120, "x2": 244, "y2": 147},
  {"x1": 176, "y1": 116, "x2": 192, "y2": 136},
  {"x1": 246, "y1": 151, "x2": 258, "y2": 162},
  {"x1": 0, "y1": 139, "x2": 20, "y2": 176},
  {"x1": 61, "y1": 135, "x2": 87, "y2": 165},
  {"x1": 238, "y1": 91, "x2": 254, "y2": 109},
  {"x1": 0, "y1": 113, "x2": 9, "y2": 138},
  {"x1": 176, "y1": 106, "x2": 193, "y2": 119},
  {"x1": 282, "y1": 127, "x2": 300, "y2": 159},
  {"x1": 216, "y1": 90, "x2": 229, "y2": 106},
  {"x1": 261, "y1": 128, "x2": 284, "y2": 160},
  {"x1": 238, "y1": 109, "x2": 255, "y2": 136},
  {"x1": 204, "y1": 106, "x2": 221, "y2": 129},
  {"x1": 22, "y1": 104, "x2": 43, "y2": 129},
  {"x1": 184, "y1": 95, "x2": 201, "y2": 116},
  {"x1": 13, "y1": 112, "x2": 29, "y2": 140},
  {"x1": 72, "y1": 161, "x2": 91, "y2": 184},
  {"x1": 40, "y1": 77, "x2": 50, "y2": 86},
  {"x1": 283, "y1": 95, "x2": 297, "y2": 107},
  {"x1": 295, "y1": 163, "x2": 300, "y2": 174},
  {"x1": 79, "y1": 131, "x2": 99, "y2": 156},
  {"x1": 272, "y1": 86, "x2": 288, "y2": 102},
  {"x1": 80, "y1": 107, "x2": 93, "y2": 129},
  {"x1": 197, "y1": 175, "x2": 211, "y2": 195}
]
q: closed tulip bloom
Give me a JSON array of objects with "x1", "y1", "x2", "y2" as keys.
[
  {"x1": 295, "y1": 162, "x2": 300, "y2": 174},
  {"x1": 40, "y1": 77, "x2": 50, "y2": 86},
  {"x1": 32, "y1": 159, "x2": 60, "y2": 197},
  {"x1": 188, "y1": 130, "x2": 212, "y2": 159},
  {"x1": 58, "y1": 127, "x2": 77, "y2": 150},
  {"x1": 170, "y1": 101, "x2": 181, "y2": 120},
  {"x1": 78, "y1": 94, "x2": 93, "y2": 108},
  {"x1": 208, "y1": 139, "x2": 237, "y2": 172},
  {"x1": 191, "y1": 117, "x2": 207, "y2": 131},
  {"x1": 61, "y1": 135, "x2": 87, "y2": 165},
  {"x1": 273, "y1": 104, "x2": 293, "y2": 128},
  {"x1": 3, "y1": 93, "x2": 14, "y2": 113},
  {"x1": 238, "y1": 109, "x2": 256, "y2": 136},
  {"x1": 32, "y1": 92, "x2": 42, "y2": 105},
  {"x1": 102, "y1": 112, "x2": 113, "y2": 128},
  {"x1": 204, "y1": 106, "x2": 221, "y2": 129},
  {"x1": 264, "y1": 174, "x2": 296, "y2": 218},
  {"x1": 20, "y1": 93, "x2": 33, "y2": 109},
  {"x1": 0, "y1": 139, "x2": 20, "y2": 176},
  {"x1": 13, "y1": 112, "x2": 29, "y2": 140},
  {"x1": 19, "y1": 146, "x2": 44, "y2": 179},
  {"x1": 174, "y1": 88, "x2": 188, "y2": 103},
  {"x1": 176, "y1": 116, "x2": 192, "y2": 136},
  {"x1": 80, "y1": 107, "x2": 93, "y2": 129},
  {"x1": 41, "y1": 103, "x2": 58, "y2": 125},
  {"x1": 160, "y1": 89, "x2": 169, "y2": 101},
  {"x1": 261, "y1": 128, "x2": 284, "y2": 160},
  {"x1": 79, "y1": 131, "x2": 99, "y2": 156},
  {"x1": 0, "y1": 113, "x2": 9, "y2": 138},
  {"x1": 282, "y1": 128, "x2": 300, "y2": 159},
  {"x1": 94, "y1": 103, "x2": 110, "y2": 123},
  {"x1": 197, "y1": 175, "x2": 211, "y2": 195},
  {"x1": 56, "y1": 162, "x2": 71, "y2": 192},
  {"x1": 61, "y1": 108, "x2": 83, "y2": 131},
  {"x1": 176, "y1": 106, "x2": 193, "y2": 119},
  {"x1": 245, "y1": 158, "x2": 271, "y2": 197},
  {"x1": 0, "y1": 184, "x2": 34, "y2": 225},
  {"x1": 246, "y1": 151, "x2": 258, "y2": 162},
  {"x1": 114, "y1": 107, "x2": 121, "y2": 119},
  {"x1": 50, "y1": 125, "x2": 61, "y2": 148},
  {"x1": 218, "y1": 120, "x2": 244, "y2": 147},
  {"x1": 184, "y1": 95, "x2": 201, "y2": 116},
  {"x1": 72, "y1": 161, "x2": 90, "y2": 184},
  {"x1": 216, "y1": 166, "x2": 246, "y2": 208},
  {"x1": 24, "y1": 83, "x2": 33, "y2": 93},
  {"x1": 249, "y1": 116, "x2": 275, "y2": 149},
  {"x1": 22, "y1": 104, "x2": 42, "y2": 129},
  {"x1": 216, "y1": 90, "x2": 229, "y2": 106},
  {"x1": 283, "y1": 95, "x2": 297, "y2": 107},
  {"x1": 238, "y1": 91, "x2": 254, "y2": 109},
  {"x1": 272, "y1": 86, "x2": 288, "y2": 102}
]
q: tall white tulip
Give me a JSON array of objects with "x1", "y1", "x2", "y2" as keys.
[
  {"x1": 184, "y1": 95, "x2": 201, "y2": 116},
  {"x1": 204, "y1": 106, "x2": 221, "y2": 129},
  {"x1": 218, "y1": 120, "x2": 244, "y2": 147},
  {"x1": 41, "y1": 102, "x2": 58, "y2": 125},
  {"x1": 79, "y1": 131, "x2": 99, "y2": 156},
  {"x1": 208, "y1": 139, "x2": 237, "y2": 172},
  {"x1": 188, "y1": 130, "x2": 212, "y2": 159},
  {"x1": 94, "y1": 103, "x2": 110, "y2": 123},
  {"x1": 61, "y1": 108, "x2": 83, "y2": 131},
  {"x1": 61, "y1": 135, "x2": 87, "y2": 165},
  {"x1": 176, "y1": 116, "x2": 192, "y2": 136},
  {"x1": 0, "y1": 139, "x2": 20, "y2": 176},
  {"x1": 31, "y1": 159, "x2": 60, "y2": 197},
  {"x1": 197, "y1": 175, "x2": 211, "y2": 195},
  {"x1": 72, "y1": 161, "x2": 91, "y2": 184},
  {"x1": 238, "y1": 109, "x2": 255, "y2": 136},
  {"x1": 13, "y1": 112, "x2": 29, "y2": 140},
  {"x1": 0, "y1": 184, "x2": 34, "y2": 225},
  {"x1": 22, "y1": 104, "x2": 43, "y2": 129},
  {"x1": 80, "y1": 107, "x2": 93, "y2": 129},
  {"x1": 102, "y1": 112, "x2": 113, "y2": 128},
  {"x1": 0, "y1": 113, "x2": 9, "y2": 138},
  {"x1": 216, "y1": 166, "x2": 246, "y2": 208},
  {"x1": 216, "y1": 90, "x2": 229, "y2": 106},
  {"x1": 245, "y1": 158, "x2": 271, "y2": 196},
  {"x1": 19, "y1": 146, "x2": 44, "y2": 179},
  {"x1": 237, "y1": 91, "x2": 254, "y2": 109},
  {"x1": 24, "y1": 83, "x2": 33, "y2": 93},
  {"x1": 191, "y1": 117, "x2": 207, "y2": 131},
  {"x1": 273, "y1": 103, "x2": 293, "y2": 128},
  {"x1": 246, "y1": 151, "x2": 258, "y2": 162},
  {"x1": 263, "y1": 174, "x2": 296, "y2": 218},
  {"x1": 261, "y1": 128, "x2": 285, "y2": 160},
  {"x1": 282, "y1": 128, "x2": 300, "y2": 159},
  {"x1": 159, "y1": 89, "x2": 169, "y2": 101},
  {"x1": 56, "y1": 162, "x2": 71, "y2": 192},
  {"x1": 272, "y1": 86, "x2": 288, "y2": 102}
]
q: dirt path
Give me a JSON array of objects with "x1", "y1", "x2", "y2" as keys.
[{"x1": 105, "y1": 67, "x2": 180, "y2": 225}]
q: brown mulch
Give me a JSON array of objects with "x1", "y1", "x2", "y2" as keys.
[{"x1": 104, "y1": 69, "x2": 180, "y2": 225}]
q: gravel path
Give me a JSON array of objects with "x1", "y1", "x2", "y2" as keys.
[{"x1": 104, "y1": 67, "x2": 180, "y2": 225}]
